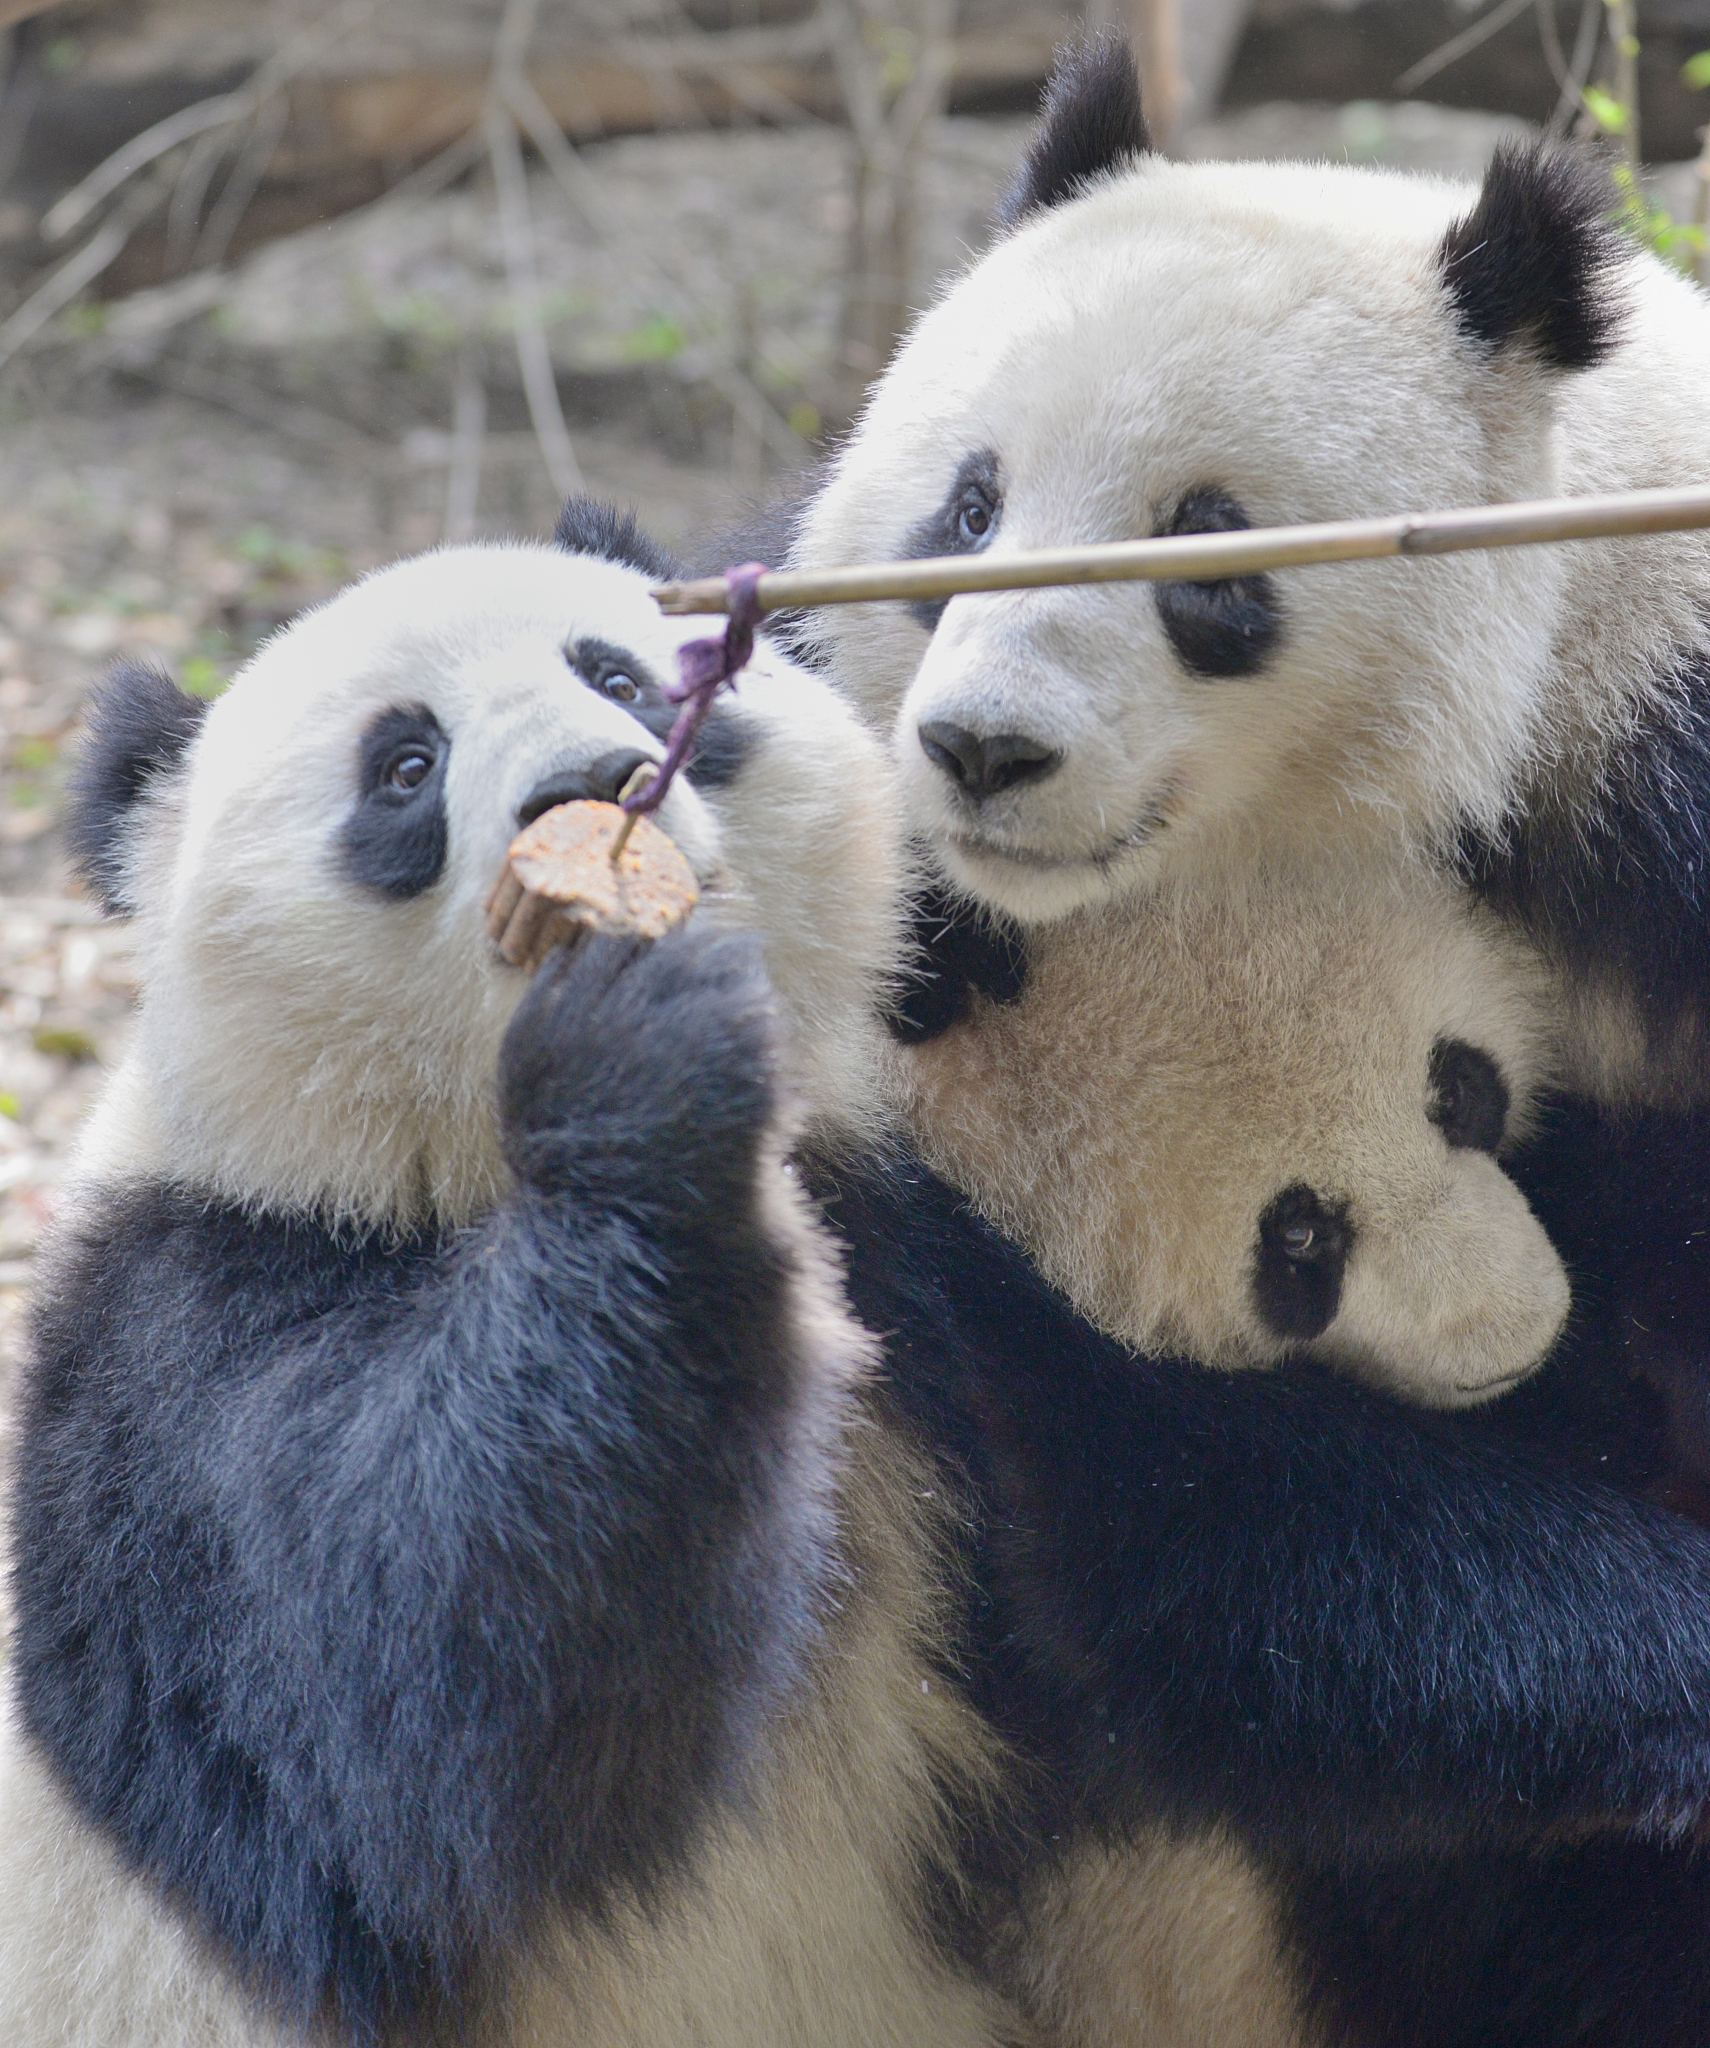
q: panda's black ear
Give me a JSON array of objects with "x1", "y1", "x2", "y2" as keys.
[
  {"x1": 64, "y1": 659, "x2": 207, "y2": 916},
  {"x1": 1438, "y1": 141, "x2": 1629, "y2": 372},
  {"x1": 553, "y1": 496, "x2": 682, "y2": 580},
  {"x1": 994, "y1": 31, "x2": 1150, "y2": 231}
]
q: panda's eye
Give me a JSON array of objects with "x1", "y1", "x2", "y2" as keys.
[
  {"x1": 957, "y1": 494, "x2": 993, "y2": 544},
  {"x1": 386, "y1": 749, "x2": 434, "y2": 792},
  {"x1": 601, "y1": 672, "x2": 640, "y2": 704},
  {"x1": 1252, "y1": 1184, "x2": 1352, "y2": 1344}
]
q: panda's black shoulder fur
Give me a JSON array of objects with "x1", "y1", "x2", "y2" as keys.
[
  {"x1": 1467, "y1": 644, "x2": 1710, "y2": 1039},
  {"x1": 1438, "y1": 140, "x2": 1628, "y2": 372},
  {"x1": 553, "y1": 495, "x2": 681, "y2": 579},
  {"x1": 64, "y1": 658, "x2": 207, "y2": 915},
  {"x1": 1280, "y1": 1834, "x2": 1710, "y2": 2048},
  {"x1": 807, "y1": 1149, "x2": 1710, "y2": 1866},
  {"x1": 994, "y1": 30, "x2": 1151, "y2": 231}
]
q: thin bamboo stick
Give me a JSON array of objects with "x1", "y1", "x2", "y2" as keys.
[{"x1": 650, "y1": 483, "x2": 1710, "y2": 616}]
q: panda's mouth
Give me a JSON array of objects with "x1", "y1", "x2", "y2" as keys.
[{"x1": 945, "y1": 806, "x2": 1166, "y2": 874}]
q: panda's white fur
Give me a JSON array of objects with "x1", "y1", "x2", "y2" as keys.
[
  {"x1": 899, "y1": 867, "x2": 1566, "y2": 1409},
  {"x1": 790, "y1": 112, "x2": 1710, "y2": 991},
  {"x1": 1, "y1": 536, "x2": 1024, "y2": 2048},
  {"x1": 76, "y1": 543, "x2": 897, "y2": 1233}
]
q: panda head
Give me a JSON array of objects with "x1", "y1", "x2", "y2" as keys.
[
  {"x1": 796, "y1": 33, "x2": 1630, "y2": 925},
  {"x1": 65, "y1": 502, "x2": 903, "y2": 1231},
  {"x1": 900, "y1": 868, "x2": 1569, "y2": 1408}
]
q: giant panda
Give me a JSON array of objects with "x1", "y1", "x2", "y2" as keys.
[
  {"x1": 743, "y1": 39, "x2": 1710, "y2": 2040},
  {"x1": 19, "y1": 503, "x2": 1710, "y2": 2048},
  {"x1": 0, "y1": 508, "x2": 1023, "y2": 2048},
  {"x1": 781, "y1": 31, "x2": 1710, "y2": 1110}
]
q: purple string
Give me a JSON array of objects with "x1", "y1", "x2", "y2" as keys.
[{"x1": 622, "y1": 562, "x2": 767, "y2": 821}]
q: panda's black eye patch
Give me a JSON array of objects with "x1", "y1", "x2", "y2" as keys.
[
  {"x1": 340, "y1": 704, "x2": 449, "y2": 901},
  {"x1": 1252, "y1": 1184, "x2": 1351, "y2": 1343},
  {"x1": 1428, "y1": 1037, "x2": 1510, "y2": 1154},
  {"x1": 565, "y1": 633, "x2": 755, "y2": 788},
  {"x1": 567, "y1": 637, "x2": 672, "y2": 739},
  {"x1": 904, "y1": 449, "x2": 1002, "y2": 630},
  {"x1": 1154, "y1": 486, "x2": 1284, "y2": 679}
]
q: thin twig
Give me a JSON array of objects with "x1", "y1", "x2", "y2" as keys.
[
  {"x1": 1536, "y1": 0, "x2": 1602, "y2": 138},
  {"x1": 503, "y1": 71, "x2": 808, "y2": 463},
  {"x1": 1134, "y1": 0, "x2": 1184, "y2": 154},
  {"x1": 165, "y1": 121, "x2": 238, "y2": 273},
  {"x1": 44, "y1": 0, "x2": 379, "y2": 255},
  {"x1": 0, "y1": 179, "x2": 165, "y2": 372},
  {"x1": 42, "y1": 95, "x2": 249, "y2": 243},
  {"x1": 1605, "y1": 0, "x2": 1639, "y2": 171},
  {"x1": 443, "y1": 344, "x2": 487, "y2": 542},
  {"x1": 193, "y1": 88, "x2": 290, "y2": 270},
  {"x1": 132, "y1": 356, "x2": 385, "y2": 446},
  {"x1": 1395, "y1": 0, "x2": 1534, "y2": 96},
  {"x1": 652, "y1": 484, "x2": 1710, "y2": 615},
  {"x1": 484, "y1": 98, "x2": 582, "y2": 498}
]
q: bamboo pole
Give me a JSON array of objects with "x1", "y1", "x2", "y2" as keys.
[{"x1": 651, "y1": 483, "x2": 1710, "y2": 616}]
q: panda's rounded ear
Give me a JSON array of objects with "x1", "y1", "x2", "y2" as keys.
[
  {"x1": 993, "y1": 30, "x2": 1151, "y2": 233},
  {"x1": 64, "y1": 659, "x2": 207, "y2": 917},
  {"x1": 552, "y1": 496, "x2": 681, "y2": 581},
  {"x1": 1438, "y1": 141, "x2": 1630, "y2": 372}
]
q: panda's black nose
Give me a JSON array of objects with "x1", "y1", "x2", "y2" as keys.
[
  {"x1": 516, "y1": 749, "x2": 655, "y2": 827},
  {"x1": 918, "y1": 721, "x2": 1063, "y2": 802}
]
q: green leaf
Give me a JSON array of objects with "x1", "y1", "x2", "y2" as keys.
[
  {"x1": 32, "y1": 1025, "x2": 98, "y2": 1063},
  {"x1": 1683, "y1": 49, "x2": 1710, "y2": 89},
  {"x1": 1582, "y1": 85, "x2": 1630, "y2": 134},
  {"x1": 179, "y1": 656, "x2": 230, "y2": 700}
]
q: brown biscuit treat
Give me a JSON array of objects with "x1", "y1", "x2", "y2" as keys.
[{"x1": 484, "y1": 801, "x2": 700, "y2": 971}]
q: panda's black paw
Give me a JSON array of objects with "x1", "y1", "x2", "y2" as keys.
[
  {"x1": 499, "y1": 926, "x2": 780, "y2": 1192},
  {"x1": 886, "y1": 877, "x2": 1028, "y2": 1044}
]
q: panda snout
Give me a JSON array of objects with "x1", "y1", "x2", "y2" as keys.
[
  {"x1": 517, "y1": 748, "x2": 655, "y2": 827},
  {"x1": 918, "y1": 720, "x2": 1064, "y2": 803}
]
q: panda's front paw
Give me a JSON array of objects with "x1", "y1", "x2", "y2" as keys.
[
  {"x1": 888, "y1": 878, "x2": 1028, "y2": 1044},
  {"x1": 499, "y1": 927, "x2": 779, "y2": 1191}
]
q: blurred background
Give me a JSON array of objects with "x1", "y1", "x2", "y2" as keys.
[{"x1": 1, "y1": 0, "x2": 1709, "y2": 1373}]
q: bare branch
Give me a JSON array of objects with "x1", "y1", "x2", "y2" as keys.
[
  {"x1": 42, "y1": 95, "x2": 249, "y2": 244},
  {"x1": 504, "y1": 71, "x2": 808, "y2": 463},
  {"x1": 485, "y1": 97, "x2": 582, "y2": 498},
  {"x1": 0, "y1": 179, "x2": 165, "y2": 372},
  {"x1": 193, "y1": 88, "x2": 290, "y2": 271},
  {"x1": 444, "y1": 344, "x2": 488, "y2": 542},
  {"x1": 1395, "y1": 0, "x2": 1534, "y2": 97}
]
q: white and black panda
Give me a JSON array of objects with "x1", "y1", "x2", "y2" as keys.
[
  {"x1": 18, "y1": 503, "x2": 1710, "y2": 2048},
  {"x1": 737, "y1": 38, "x2": 1710, "y2": 2040},
  {"x1": 0, "y1": 506, "x2": 1022, "y2": 2048},
  {"x1": 783, "y1": 32, "x2": 1710, "y2": 1109}
]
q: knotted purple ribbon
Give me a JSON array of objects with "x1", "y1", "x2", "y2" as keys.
[{"x1": 622, "y1": 561, "x2": 767, "y2": 822}]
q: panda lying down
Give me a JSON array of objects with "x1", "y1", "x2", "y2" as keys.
[{"x1": 13, "y1": 506, "x2": 1710, "y2": 2046}]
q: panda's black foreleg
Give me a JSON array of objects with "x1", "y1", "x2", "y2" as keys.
[
  {"x1": 13, "y1": 927, "x2": 842, "y2": 2043},
  {"x1": 819, "y1": 1155, "x2": 1710, "y2": 1865}
]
